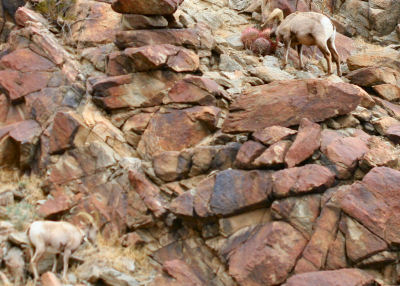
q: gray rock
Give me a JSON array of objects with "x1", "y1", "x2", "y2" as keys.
[{"x1": 219, "y1": 54, "x2": 243, "y2": 72}]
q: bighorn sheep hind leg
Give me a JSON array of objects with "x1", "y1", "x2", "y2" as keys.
[
  {"x1": 31, "y1": 247, "x2": 45, "y2": 284},
  {"x1": 317, "y1": 40, "x2": 332, "y2": 74},
  {"x1": 297, "y1": 44, "x2": 304, "y2": 69},
  {"x1": 283, "y1": 39, "x2": 292, "y2": 67},
  {"x1": 327, "y1": 35, "x2": 341, "y2": 76},
  {"x1": 62, "y1": 249, "x2": 72, "y2": 282}
]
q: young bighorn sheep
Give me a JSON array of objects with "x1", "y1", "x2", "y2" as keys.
[
  {"x1": 28, "y1": 213, "x2": 97, "y2": 283},
  {"x1": 267, "y1": 8, "x2": 341, "y2": 76}
]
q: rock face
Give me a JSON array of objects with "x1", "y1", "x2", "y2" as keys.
[
  {"x1": 137, "y1": 107, "x2": 221, "y2": 158},
  {"x1": 223, "y1": 79, "x2": 364, "y2": 133},
  {"x1": 2, "y1": 0, "x2": 400, "y2": 285}
]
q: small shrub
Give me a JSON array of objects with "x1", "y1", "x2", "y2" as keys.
[
  {"x1": 5, "y1": 202, "x2": 38, "y2": 231},
  {"x1": 34, "y1": 0, "x2": 76, "y2": 24}
]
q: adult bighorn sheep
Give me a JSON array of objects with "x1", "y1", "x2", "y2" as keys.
[
  {"x1": 28, "y1": 213, "x2": 97, "y2": 283},
  {"x1": 266, "y1": 8, "x2": 341, "y2": 76}
]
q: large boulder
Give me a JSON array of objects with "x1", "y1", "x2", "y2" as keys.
[
  {"x1": 137, "y1": 107, "x2": 221, "y2": 159},
  {"x1": 222, "y1": 79, "x2": 365, "y2": 133}
]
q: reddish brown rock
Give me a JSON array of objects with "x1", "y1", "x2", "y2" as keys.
[
  {"x1": 0, "y1": 48, "x2": 55, "y2": 72},
  {"x1": 0, "y1": 70, "x2": 51, "y2": 102},
  {"x1": 346, "y1": 67, "x2": 399, "y2": 87},
  {"x1": 223, "y1": 79, "x2": 364, "y2": 133},
  {"x1": 169, "y1": 191, "x2": 194, "y2": 216},
  {"x1": 326, "y1": 231, "x2": 347, "y2": 270},
  {"x1": 153, "y1": 151, "x2": 191, "y2": 182},
  {"x1": 295, "y1": 206, "x2": 341, "y2": 273},
  {"x1": 137, "y1": 107, "x2": 220, "y2": 159},
  {"x1": 347, "y1": 52, "x2": 400, "y2": 72},
  {"x1": 341, "y1": 215, "x2": 387, "y2": 263},
  {"x1": 129, "y1": 170, "x2": 167, "y2": 217},
  {"x1": 376, "y1": 97, "x2": 400, "y2": 120},
  {"x1": 69, "y1": 0, "x2": 121, "y2": 46},
  {"x1": 229, "y1": 221, "x2": 307, "y2": 286},
  {"x1": 253, "y1": 140, "x2": 292, "y2": 167},
  {"x1": 192, "y1": 169, "x2": 272, "y2": 217},
  {"x1": 122, "y1": 112, "x2": 153, "y2": 134},
  {"x1": 120, "y1": 232, "x2": 145, "y2": 247},
  {"x1": 234, "y1": 140, "x2": 266, "y2": 169},
  {"x1": 189, "y1": 146, "x2": 218, "y2": 176},
  {"x1": 49, "y1": 142, "x2": 118, "y2": 185},
  {"x1": 334, "y1": 167, "x2": 400, "y2": 246},
  {"x1": 218, "y1": 209, "x2": 271, "y2": 238},
  {"x1": 271, "y1": 194, "x2": 320, "y2": 239},
  {"x1": 373, "y1": 84, "x2": 400, "y2": 102},
  {"x1": 15, "y1": 6, "x2": 49, "y2": 27},
  {"x1": 285, "y1": 118, "x2": 321, "y2": 167},
  {"x1": 122, "y1": 14, "x2": 168, "y2": 30},
  {"x1": 252, "y1": 125, "x2": 297, "y2": 145},
  {"x1": 360, "y1": 136, "x2": 398, "y2": 170},
  {"x1": 41, "y1": 272, "x2": 62, "y2": 286},
  {"x1": 49, "y1": 111, "x2": 88, "y2": 154},
  {"x1": 107, "y1": 44, "x2": 199, "y2": 75},
  {"x1": 385, "y1": 123, "x2": 400, "y2": 143},
  {"x1": 151, "y1": 238, "x2": 231, "y2": 286},
  {"x1": 25, "y1": 87, "x2": 67, "y2": 125},
  {"x1": 115, "y1": 27, "x2": 214, "y2": 50},
  {"x1": 324, "y1": 136, "x2": 369, "y2": 179},
  {"x1": 334, "y1": 32, "x2": 356, "y2": 62},
  {"x1": 283, "y1": 269, "x2": 377, "y2": 286},
  {"x1": 165, "y1": 76, "x2": 226, "y2": 106},
  {"x1": 272, "y1": 164, "x2": 335, "y2": 198},
  {"x1": 92, "y1": 71, "x2": 184, "y2": 110},
  {"x1": 320, "y1": 129, "x2": 345, "y2": 153},
  {"x1": 112, "y1": 0, "x2": 183, "y2": 15},
  {"x1": 162, "y1": 259, "x2": 204, "y2": 286},
  {"x1": 38, "y1": 192, "x2": 72, "y2": 218},
  {"x1": 0, "y1": 120, "x2": 42, "y2": 168}
]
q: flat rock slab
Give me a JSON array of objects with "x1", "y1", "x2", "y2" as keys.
[
  {"x1": 272, "y1": 164, "x2": 335, "y2": 198},
  {"x1": 283, "y1": 269, "x2": 377, "y2": 286},
  {"x1": 108, "y1": 44, "x2": 199, "y2": 75},
  {"x1": 91, "y1": 71, "x2": 184, "y2": 110},
  {"x1": 137, "y1": 106, "x2": 221, "y2": 159},
  {"x1": 115, "y1": 26, "x2": 214, "y2": 50},
  {"x1": 229, "y1": 221, "x2": 307, "y2": 286},
  {"x1": 222, "y1": 79, "x2": 364, "y2": 133},
  {"x1": 112, "y1": 0, "x2": 183, "y2": 15},
  {"x1": 173, "y1": 169, "x2": 273, "y2": 218}
]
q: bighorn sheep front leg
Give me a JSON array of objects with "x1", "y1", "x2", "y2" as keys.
[{"x1": 283, "y1": 38, "x2": 291, "y2": 68}]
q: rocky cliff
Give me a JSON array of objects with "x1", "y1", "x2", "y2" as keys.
[{"x1": 0, "y1": 0, "x2": 399, "y2": 285}]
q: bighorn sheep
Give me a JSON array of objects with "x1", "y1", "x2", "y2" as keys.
[
  {"x1": 267, "y1": 8, "x2": 341, "y2": 76},
  {"x1": 28, "y1": 213, "x2": 97, "y2": 283}
]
